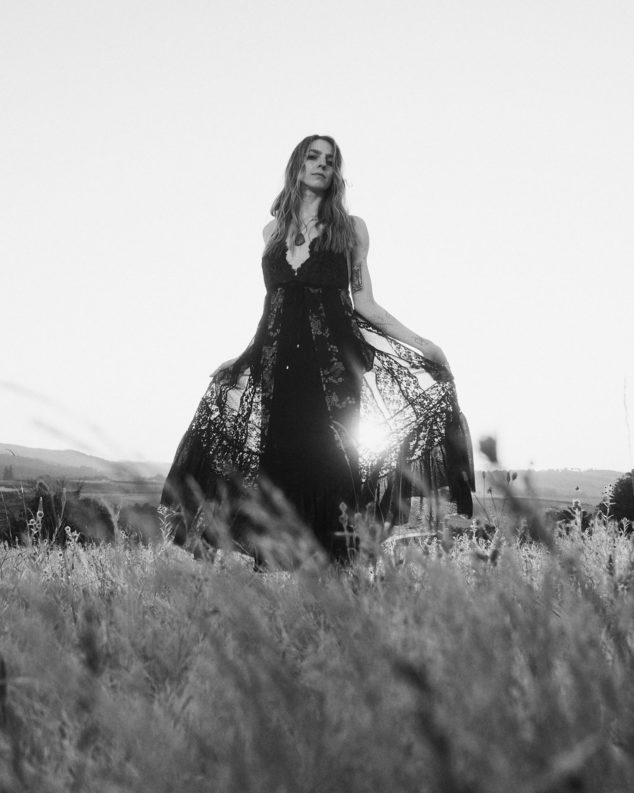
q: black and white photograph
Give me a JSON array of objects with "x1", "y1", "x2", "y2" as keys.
[{"x1": 1, "y1": 0, "x2": 633, "y2": 790}]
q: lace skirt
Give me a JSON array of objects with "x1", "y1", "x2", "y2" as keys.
[{"x1": 161, "y1": 288, "x2": 474, "y2": 559}]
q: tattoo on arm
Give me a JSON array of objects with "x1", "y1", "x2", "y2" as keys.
[
  {"x1": 369, "y1": 309, "x2": 429, "y2": 351},
  {"x1": 351, "y1": 259, "x2": 363, "y2": 293}
]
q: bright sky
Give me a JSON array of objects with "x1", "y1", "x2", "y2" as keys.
[{"x1": 1, "y1": 0, "x2": 633, "y2": 471}]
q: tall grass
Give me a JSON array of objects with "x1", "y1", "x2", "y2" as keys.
[{"x1": 1, "y1": 499, "x2": 634, "y2": 791}]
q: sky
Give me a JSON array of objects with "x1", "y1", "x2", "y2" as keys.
[{"x1": 1, "y1": 0, "x2": 633, "y2": 472}]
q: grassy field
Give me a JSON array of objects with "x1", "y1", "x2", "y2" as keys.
[{"x1": 1, "y1": 491, "x2": 634, "y2": 793}]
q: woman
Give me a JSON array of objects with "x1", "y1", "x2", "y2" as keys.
[{"x1": 161, "y1": 134, "x2": 474, "y2": 562}]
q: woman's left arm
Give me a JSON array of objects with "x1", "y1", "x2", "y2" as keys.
[{"x1": 349, "y1": 216, "x2": 450, "y2": 370}]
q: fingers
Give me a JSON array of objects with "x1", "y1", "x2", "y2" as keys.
[
  {"x1": 422, "y1": 343, "x2": 452, "y2": 372},
  {"x1": 423, "y1": 343, "x2": 448, "y2": 368},
  {"x1": 413, "y1": 350, "x2": 452, "y2": 373}
]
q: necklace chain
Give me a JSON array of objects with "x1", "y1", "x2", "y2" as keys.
[{"x1": 294, "y1": 215, "x2": 319, "y2": 247}]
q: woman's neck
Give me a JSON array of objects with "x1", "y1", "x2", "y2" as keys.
[{"x1": 298, "y1": 191, "x2": 322, "y2": 222}]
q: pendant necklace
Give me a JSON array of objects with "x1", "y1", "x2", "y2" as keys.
[{"x1": 294, "y1": 215, "x2": 319, "y2": 247}]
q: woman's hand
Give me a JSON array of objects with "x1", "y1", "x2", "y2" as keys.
[
  {"x1": 210, "y1": 357, "x2": 238, "y2": 378},
  {"x1": 416, "y1": 338, "x2": 451, "y2": 372}
]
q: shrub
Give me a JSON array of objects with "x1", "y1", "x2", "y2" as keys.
[
  {"x1": 597, "y1": 473, "x2": 634, "y2": 525},
  {"x1": 118, "y1": 502, "x2": 163, "y2": 544},
  {"x1": 552, "y1": 499, "x2": 593, "y2": 533},
  {"x1": 6, "y1": 479, "x2": 116, "y2": 545}
]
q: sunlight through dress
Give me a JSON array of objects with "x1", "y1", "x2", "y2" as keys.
[{"x1": 161, "y1": 237, "x2": 475, "y2": 560}]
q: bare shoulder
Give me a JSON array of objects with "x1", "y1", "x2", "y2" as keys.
[
  {"x1": 350, "y1": 215, "x2": 369, "y2": 250},
  {"x1": 262, "y1": 219, "x2": 276, "y2": 243}
]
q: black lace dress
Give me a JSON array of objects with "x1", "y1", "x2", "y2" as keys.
[{"x1": 161, "y1": 237, "x2": 475, "y2": 560}]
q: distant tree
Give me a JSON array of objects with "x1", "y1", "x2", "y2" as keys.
[
  {"x1": 2, "y1": 465, "x2": 13, "y2": 480},
  {"x1": 597, "y1": 473, "x2": 634, "y2": 523}
]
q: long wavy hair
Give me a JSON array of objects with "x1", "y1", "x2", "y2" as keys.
[{"x1": 265, "y1": 135, "x2": 356, "y2": 255}]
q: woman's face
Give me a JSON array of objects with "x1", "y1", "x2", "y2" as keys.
[{"x1": 299, "y1": 138, "x2": 335, "y2": 192}]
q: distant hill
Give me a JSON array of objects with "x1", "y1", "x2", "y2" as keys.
[
  {"x1": 0, "y1": 443, "x2": 627, "y2": 506},
  {"x1": 475, "y1": 468, "x2": 627, "y2": 505},
  {"x1": 0, "y1": 442, "x2": 170, "y2": 482}
]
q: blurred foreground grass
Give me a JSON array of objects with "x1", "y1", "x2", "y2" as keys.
[{"x1": 1, "y1": 514, "x2": 634, "y2": 792}]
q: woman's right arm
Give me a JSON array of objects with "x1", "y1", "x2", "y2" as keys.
[{"x1": 349, "y1": 216, "x2": 450, "y2": 370}]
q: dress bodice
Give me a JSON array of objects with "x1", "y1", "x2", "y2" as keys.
[{"x1": 262, "y1": 238, "x2": 349, "y2": 291}]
